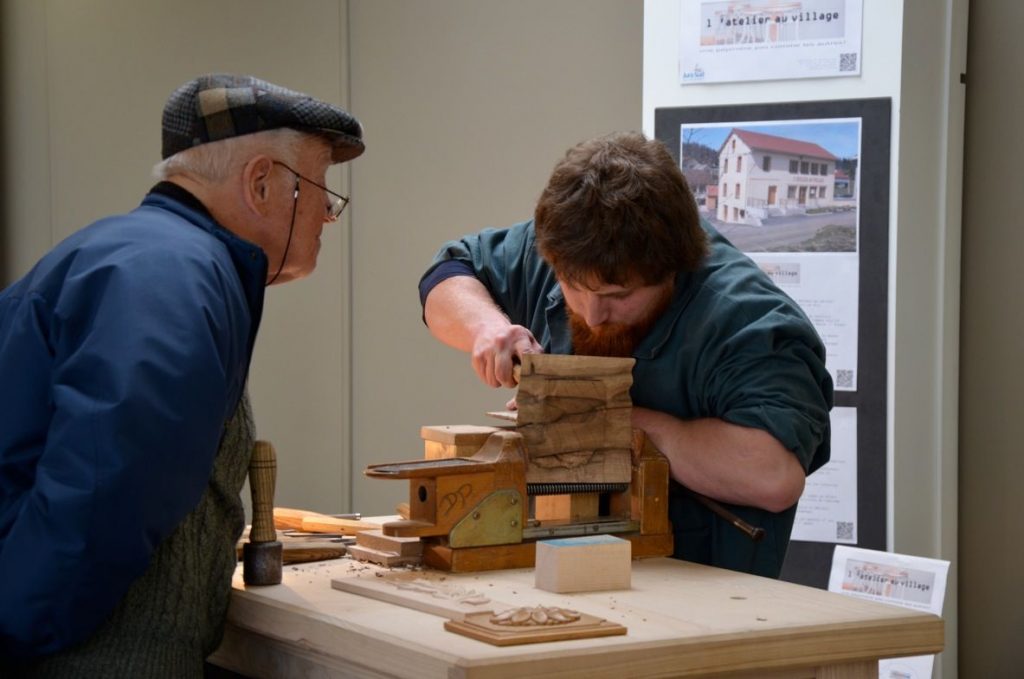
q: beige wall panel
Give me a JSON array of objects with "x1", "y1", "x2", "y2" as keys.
[
  {"x1": 1, "y1": 0, "x2": 52, "y2": 282},
  {"x1": 347, "y1": 0, "x2": 643, "y2": 514},
  {"x1": 959, "y1": 0, "x2": 1024, "y2": 672}
]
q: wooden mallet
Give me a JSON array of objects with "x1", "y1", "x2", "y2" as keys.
[{"x1": 243, "y1": 440, "x2": 282, "y2": 585}]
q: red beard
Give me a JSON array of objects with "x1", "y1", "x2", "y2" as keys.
[{"x1": 567, "y1": 286, "x2": 674, "y2": 357}]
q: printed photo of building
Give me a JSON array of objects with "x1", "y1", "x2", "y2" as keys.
[{"x1": 717, "y1": 128, "x2": 841, "y2": 225}]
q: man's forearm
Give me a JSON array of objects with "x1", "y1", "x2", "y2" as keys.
[
  {"x1": 423, "y1": 275, "x2": 542, "y2": 388},
  {"x1": 423, "y1": 275, "x2": 510, "y2": 353},
  {"x1": 632, "y1": 407, "x2": 805, "y2": 513}
]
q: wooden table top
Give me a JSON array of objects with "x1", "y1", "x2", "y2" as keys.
[{"x1": 210, "y1": 557, "x2": 943, "y2": 679}]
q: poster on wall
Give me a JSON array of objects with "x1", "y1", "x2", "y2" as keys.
[
  {"x1": 655, "y1": 98, "x2": 892, "y2": 588},
  {"x1": 679, "y1": 0, "x2": 863, "y2": 85},
  {"x1": 677, "y1": 116, "x2": 862, "y2": 391},
  {"x1": 792, "y1": 407, "x2": 857, "y2": 543}
]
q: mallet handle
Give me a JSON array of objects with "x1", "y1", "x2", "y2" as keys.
[{"x1": 249, "y1": 440, "x2": 277, "y2": 544}]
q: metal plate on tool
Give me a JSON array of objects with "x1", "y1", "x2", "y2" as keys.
[{"x1": 449, "y1": 489, "x2": 524, "y2": 548}]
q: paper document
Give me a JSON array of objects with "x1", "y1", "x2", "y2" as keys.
[{"x1": 829, "y1": 546, "x2": 949, "y2": 678}]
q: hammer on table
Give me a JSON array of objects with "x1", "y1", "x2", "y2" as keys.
[{"x1": 243, "y1": 440, "x2": 282, "y2": 585}]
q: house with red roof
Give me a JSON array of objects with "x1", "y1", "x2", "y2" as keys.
[{"x1": 717, "y1": 128, "x2": 840, "y2": 225}]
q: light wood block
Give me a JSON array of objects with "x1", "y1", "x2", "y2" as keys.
[
  {"x1": 535, "y1": 534, "x2": 632, "y2": 593},
  {"x1": 421, "y1": 424, "x2": 502, "y2": 459},
  {"x1": 533, "y1": 493, "x2": 600, "y2": 522}
]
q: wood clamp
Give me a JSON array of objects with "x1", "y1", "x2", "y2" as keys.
[{"x1": 363, "y1": 354, "x2": 674, "y2": 572}]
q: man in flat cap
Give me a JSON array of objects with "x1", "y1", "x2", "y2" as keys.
[{"x1": 0, "y1": 74, "x2": 364, "y2": 675}]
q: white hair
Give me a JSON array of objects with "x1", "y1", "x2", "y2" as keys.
[{"x1": 151, "y1": 128, "x2": 327, "y2": 183}]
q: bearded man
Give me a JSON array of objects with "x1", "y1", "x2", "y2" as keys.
[{"x1": 418, "y1": 131, "x2": 833, "y2": 578}]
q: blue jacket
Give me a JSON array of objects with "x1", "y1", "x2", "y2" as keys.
[
  {"x1": 422, "y1": 219, "x2": 833, "y2": 577},
  {"x1": 0, "y1": 188, "x2": 266, "y2": 657}
]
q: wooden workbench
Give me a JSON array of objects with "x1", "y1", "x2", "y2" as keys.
[{"x1": 209, "y1": 557, "x2": 943, "y2": 678}]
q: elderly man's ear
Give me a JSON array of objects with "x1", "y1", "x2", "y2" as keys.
[{"x1": 241, "y1": 156, "x2": 277, "y2": 217}]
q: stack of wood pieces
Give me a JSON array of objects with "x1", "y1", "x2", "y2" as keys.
[
  {"x1": 509, "y1": 354, "x2": 635, "y2": 486},
  {"x1": 347, "y1": 529, "x2": 423, "y2": 567}
]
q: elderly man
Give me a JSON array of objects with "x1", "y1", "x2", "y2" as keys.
[
  {"x1": 0, "y1": 74, "x2": 363, "y2": 675},
  {"x1": 419, "y1": 132, "x2": 833, "y2": 579}
]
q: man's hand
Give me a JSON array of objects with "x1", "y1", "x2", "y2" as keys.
[
  {"x1": 424, "y1": 275, "x2": 542, "y2": 389},
  {"x1": 471, "y1": 324, "x2": 541, "y2": 388}
]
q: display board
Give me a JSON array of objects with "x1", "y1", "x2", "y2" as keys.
[{"x1": 655, "y1": 97, "x2": 890, "y2": 588}]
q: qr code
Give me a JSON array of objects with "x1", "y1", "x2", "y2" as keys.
[
  {"x1": 836, "y1": 369, "x2": 854, "y2": 388},
  {"x1": 839, "y1": 52, "x2": 858, "y2": 72},
  {"x1": 836, "y1": 521, "x2": 854, "y2": 540}
]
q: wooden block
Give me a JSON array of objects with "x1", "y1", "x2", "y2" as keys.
[
  {"x1": 515, "y1": 376, "x2": 633, "y2": 424},
  {"x1": 533, "y1": 493, "x2": 600, "y2": 522},
  {"x1": 518, "y1": 354, "x2": 635, "y2": 379},
  {"x1": 421, "y1": 425, "x2": 501, "y2": 459},
  {"x1": 515, "y1": 355, "x2": 633, "y2": 433},
  {"x1": 525, "y1": 447, "x2": 632, "y2": 485},
  {"x1": 356, "y1": 529, "x2": 423, "y2": 557},
  {"x1": 346, "y1": 544, "x2": 422, "y2": 568},
  {"x1": 534, "y1": 535, "x2": 631, "y2": 593}
]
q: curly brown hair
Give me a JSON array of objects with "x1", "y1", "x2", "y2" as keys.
[{"x1": 534, "y1": 132, "x2": 707, "y2": 287}]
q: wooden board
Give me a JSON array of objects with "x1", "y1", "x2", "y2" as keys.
[
  {"x1": 331, "y1": 570, "x2": 513, "y2": 621},
  {"x1": 301, "y1": 516, "x2": 382, "y2": 535},
  {"x1": 421, "y1": 424, "x2": 505, "y2": 460},
  {"x1": 356, "y1": 529, "x2": 423, "y2": 556},
  {"x1": 444, "y1": 611, "x2": 626, "y2": 646}
]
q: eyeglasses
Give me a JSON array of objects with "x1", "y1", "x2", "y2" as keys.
[{"x1": 272, "y1": 160, "x2": 349, "y2": 221}]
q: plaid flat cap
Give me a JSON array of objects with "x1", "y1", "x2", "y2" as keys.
[{"x1": 162, "y1": 73, "x2": 364, "y2": 163}]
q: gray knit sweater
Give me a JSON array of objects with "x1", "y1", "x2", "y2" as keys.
[{"x1": 15, "y1": 394, "x2": 255, "y2": 678}]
